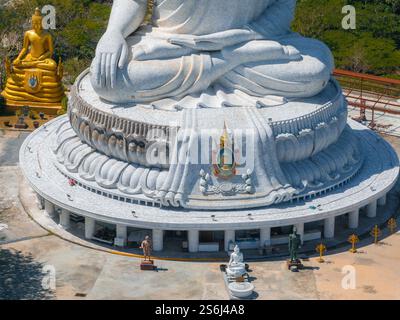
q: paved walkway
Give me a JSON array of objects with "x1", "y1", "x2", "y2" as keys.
[{"x1": 348, "y1": 106, "x2": 400, "y2": 137}]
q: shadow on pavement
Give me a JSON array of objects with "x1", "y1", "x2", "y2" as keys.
[{"x1": 0, "y1": 248, "x2": 54, "y2": 300}]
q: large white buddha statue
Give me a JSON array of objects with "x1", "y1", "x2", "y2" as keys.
[
  {"x1": 91, "y1": 0, "x2": 334, "y2": 104},
  {"x1": 56, "y1": 0, "x2": 356, "y2": 210}
]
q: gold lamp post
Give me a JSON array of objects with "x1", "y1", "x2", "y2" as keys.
[
  {"x1": 348, "y1": 234, "x2": 359, "y2": 253},
  {"x1": 370, "y1": 225, "x2": 381, "y2": 245},
  {"x1": 388, "y1": 218, "x2": 397, "y2": 234},
  {"x1": 315, "y1": 243, "x2": 327, "y2": 263}
]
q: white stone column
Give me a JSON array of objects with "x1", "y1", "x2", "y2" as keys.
[
  {"x1": 153, "y1": 229, "x2": 164, "y2": 252},
  {"x1": 260, "y1": 227, "x2": 271, "y2": 247},
  {"x1": 295, "y1": 223, "x2": 304, "y2": 244},
  {"x1": 188, "y1": 230, "x2": 199, "y2": 253},
  {"x1": 44, "y1": 200, "x2": 55, "y2": 217},
  {"x1": 367, "y1": 200, "x2": 377, "y2": 218},
  {"x1": 59, "y1": 209, "x2": 71, "y2": 230},
  {"x1": 116, "y1": 224, "x2": 128, "y2": 246},
  {"x1": 85, "y1": 217, "x2": 96, "y2": 240},
  {"x1": 324, "y1": 216, "x2": 335, "y2": 239},
  {"x1": 224, "y1": 230, "x2": 235, "y2": 251},
  {"x1": 348, "y1": 209, "x2": 359, "y2": 229},
  {"x1": 378, "y1": 195, "x2": 387, "y2": 207}
]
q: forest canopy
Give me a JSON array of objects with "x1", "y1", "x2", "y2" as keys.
[
  {"x1": 0, "y1": 0, "x2": 399, "y2": 88},
  {"x1": 293, "y1": 0, "x2": 400, "y2": 78}
]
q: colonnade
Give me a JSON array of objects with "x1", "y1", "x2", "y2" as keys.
[{"x1": 40, "y1": 194, "x2": 388, "y2": 253}]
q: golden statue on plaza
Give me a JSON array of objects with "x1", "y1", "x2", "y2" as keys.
[{"x1": 1, "y1": 8, "x2": 64, "y2": 113}]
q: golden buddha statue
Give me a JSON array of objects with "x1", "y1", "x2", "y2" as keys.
[{"x1": 1, "y1": 8, "x2": 64, "y2": 113}]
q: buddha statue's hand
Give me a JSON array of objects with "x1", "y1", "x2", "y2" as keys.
[
  {"x1": 168, "y1": 28, "x2": 264, "y2": 52},
  {"x1": 92, "y1": 30, "x2": 129, "y2": 88},
  {"x1": 223, "y1": 40, "x2": 301, "y2": 65},
  {"x1": 132, "y1": 40, "x2": 194, "y2": 61},
  {"x1": 13, "y1": 58, "x2": 21, "y2": 66},
  {"x1": 38, "y1": 52, "x2": 51, "y2": 61}
]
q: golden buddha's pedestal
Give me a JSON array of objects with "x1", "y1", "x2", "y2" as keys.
[{"x1": 1, "y1": 8, "x2": 65, "y2": 115}]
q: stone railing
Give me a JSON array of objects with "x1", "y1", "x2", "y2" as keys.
[
  {"x1": 69, "y1": 85, "x2": 174, "y2": 141},
  {"x1": 270, "y1": 79, "x2": 345, "y2": 136}
]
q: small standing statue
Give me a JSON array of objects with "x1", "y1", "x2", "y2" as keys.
[
  {"x1": 287, "y1": 227, "x2": 303, "y2": 271},
  {"x1": 140, "y1": 235, "x2": 152, "y2": 261},
  {"x1": 140, "y1": 235, "x2": 155, "y2": 271}
]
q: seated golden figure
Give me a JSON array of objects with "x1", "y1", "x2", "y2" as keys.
[{"x1": 1, "y1": 8, "x2": 64, "y2": 110}]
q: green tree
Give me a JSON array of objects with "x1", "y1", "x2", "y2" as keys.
[{"x1": 294, "y1": 0, "x2": 400, "y2": 76}]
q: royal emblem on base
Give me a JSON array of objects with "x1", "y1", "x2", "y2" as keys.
[
  {"x1": 24, "y1": 71, "x2": 43, "y2": 94},
  {"x1": 200, "y1": 123, "x2": 254, "y2": 196},
  {"x1": 200, "y1": 169, "x2": 253, "y2": 196},
  {"x1": 212, "y1": 122, "x2": 237, "y2": 179}
]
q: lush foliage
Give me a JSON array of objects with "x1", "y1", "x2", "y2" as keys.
[
  {"x1": 0, "y1": 0, "x2": 399, "y2": 88},
  {"x1": 293, "y1": 0, "x2": 400, "y2": 77}
]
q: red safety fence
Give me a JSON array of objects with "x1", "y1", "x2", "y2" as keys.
[{"x1": 333, "y1": 69, "x2": 400, "y2": 116}]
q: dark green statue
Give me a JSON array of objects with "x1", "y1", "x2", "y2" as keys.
[{"x1": 288, "y1": 227, "x2": 302, "y2": 262}]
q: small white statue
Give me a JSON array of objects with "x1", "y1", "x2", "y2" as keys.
[{"x1": 226, "y1": 245, "x2": 247, "y2": 278}]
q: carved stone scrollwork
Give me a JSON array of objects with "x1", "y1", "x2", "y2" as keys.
[
  {"x1": 69, "y1": 86, "x2": 174, "y2": 169},
  {"x1": 70, "y1": 110, "x2": 172, "y2": 169},
  {"x1": 199, "y1": 169, "x2": 254, "y2": 196}
]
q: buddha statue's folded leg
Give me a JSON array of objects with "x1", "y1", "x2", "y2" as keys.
[
  {"x1": 34, "y1": 58, "x2": 58, "y2": 71},
  {"x1": 91, "y1": 54, "x2": 204, "y2": 103},
  {"x1": 219, "y1": 35, "x2": 335, "y2": 98},
  {"x1": 91, "y1": 38, "x2": 302, "y2": 103},
  {"x1": 15, "y1": 54, "x2": 58, "y2": 71}
]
